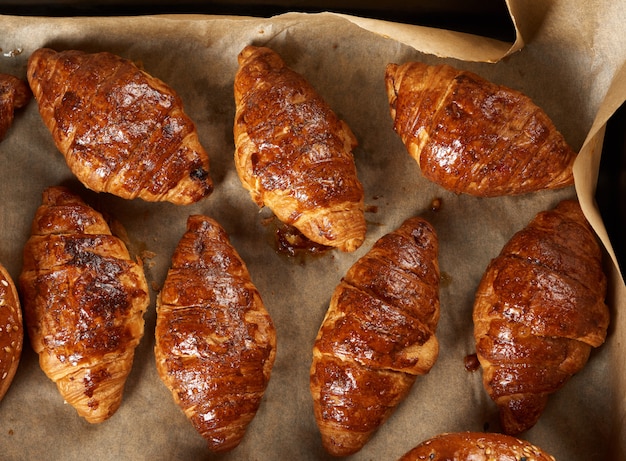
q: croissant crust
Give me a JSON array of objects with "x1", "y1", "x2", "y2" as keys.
[
  {"x1": 19, "y1": 186, "x2": 149, "y2": 423},
  {"x1": 0, "y1": 73, "x2": 31, "y2": 141},
  {"x1": 0, "y1": 263, "x2": 23, "y2": 402},
  {"x1": 310, "y1": 217, "x2": 440, "y2": 456},
  {"x1": 155, "y1": 215, "x2": 276, "y2": 452},
  {"x1": 473, "y1": 199, "x2": 609, "y2": 434},
  {"x1": 234, "y1": 45, "x2": 365, "y2": 252},
  {"x1": 27, "y1": 48, "x2": 212, "y2": 204},
  {"x1": 398, "y1": 432, "x2": 555, "y2": 461},
  {"x1": 385, "y1": 62, "x2": 576, "y2": 196}
]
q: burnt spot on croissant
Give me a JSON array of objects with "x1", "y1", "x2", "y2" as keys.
[
  {"x1": 19, "y1": 186, "x2": 150, "y2": 423},
  {"x1": 83, "y1": 368, "x2": 112, "y2": 399},
  {"x1": 190, "y1": 166, "x2": 209, "y2": 181}
]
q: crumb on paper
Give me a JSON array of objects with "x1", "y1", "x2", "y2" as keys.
[
  {"x1": 3, "y1": 48, "x2": 23, "y2": 57},
  {"x1": 141, "y1": 250, "x2": 157, "y2": 260}
]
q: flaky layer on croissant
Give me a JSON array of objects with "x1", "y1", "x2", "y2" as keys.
[
  {"x1": 310, "y1": 217, "x2": 440, "y2": 456},
  {"x1": 234, "y1": 45, "x2": 366, "y2": 252},
  {"x1": 155, "y1": 215, "x2": 276, "y2": 452},
  {"x1": 27, "y1": 48, "x2": 212, "y2": 204},
  {"x1": 19, "y1": 186, "x2": 149, "y2": 423},
  {"x1": 0, "y1": 73, "x2": 31, "y2": 141},
  {"x1": 385, "y1": 62, "x2": 576, "y2": 197},
  {"x1": 398, "y1": 432, "x2": 556, "y2": 461},
  {"x1": 473, "y1": 199, "x2": 609, "y2": 434},
  {"x1": 0, "y1": 262, "x2": 23, "y2": 402}
]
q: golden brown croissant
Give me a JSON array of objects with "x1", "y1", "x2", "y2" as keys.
[
  {"x1": 27, "y1": 48, "x2": 212, "y2": 204},
  {"x1": 19, "y1": 186, "x2": 149, "y2": 423},
  {"x1": 398, "y1": 432, "x2": 555, "y2": 461},
  {"x1": 155, "y1": 215, "x2": 276, "y2": 452},
  {"x1": 385, "y1": 62, "x2": 576, "y2": 197},
  {"x1": 473, "y1": 199, "x2": 609, "y2": 434},
  {"x1": 0, "y1": 73, "x2": 31, "y2": 141},
  {"x1": 234, "y1": 45, "x2": 366, "y2": 252},
  {"x1": 310, "y1": 216, "x2": 440, "y2": 456},
  {"x1": 0, "y1": 262, "x2": 23, "y2": 402}
]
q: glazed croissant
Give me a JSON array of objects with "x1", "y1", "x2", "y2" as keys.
[
  {"x1": 19, "y1": 186, "x2": 149, "y2": 423},
  {"x1": 27, "y1": 48, "x2": 212, "y2": 204},
  {"x1": 310, "y1": 217, "x2": 440, "y2": 456},
  {"x1": 234, "y1": 45, "x2": 366, "y2": 252},
  {"x1": 155, "y1": 215, "x2": 276, "y2": 452},
  {"x1": 473, "y1": 199, "x2": 609, "y2": 434},
  {"x1": 398, "y1": 432, "x2": 555, "y2": 461},
  {"x1": 0, "y1": 262, "x2": 23, "y2": 402},
  {"x1": 385, "y1": 62, "x2": 576, "y2": 197},
  {"x1": 0, "y1": 73, "x2": 31, "y2": 141}
]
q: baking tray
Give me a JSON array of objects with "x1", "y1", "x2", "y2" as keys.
[{"x1": 0, "y1": 2, "x2": 624, "y2": 460}]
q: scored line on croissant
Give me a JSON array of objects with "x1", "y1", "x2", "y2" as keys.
[
  {"x1": 19, "y1": 186, "x2": 150, "y2": 423},
  {"x1": 473, "y1": 199, "x2": 609, "y2": 434},
  {"x1": 234, "y1": 45, "x2": 366, "y2": 252},
  {"x1": 385, "y1": 62, "x2": 577, "y2": 197},
  {"x1": 27, "y1": 48, "x2": 213, "y2": 205},
  {"x1": 310, "y1": 216, "x2": 440, "y2": 456}
]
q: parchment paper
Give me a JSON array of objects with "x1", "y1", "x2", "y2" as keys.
[{"x1": 0, "y1": 0, "x2": 624, "y2": 459}]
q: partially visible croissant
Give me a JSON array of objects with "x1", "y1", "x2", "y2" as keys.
[
  {"x1": 234, "y1": 45, "x2": 366, "y2": 252},
  {"x1": 155, "y1": 215, "x2": 276, "y2": 452},
  {"x1": 27, "y1": 48, "x2": 212, "y2": 204},
  {"x1": 0, "y1": 262, "x2": 23, "y2": 402},
  {"x1": 19, "y1": 186, "x2": 149, "y2": 423},
  {"x1": 398, "y1": 432, "x2": 555, "y2": 461},
  {"x1": 473, "y1": 199, "x2": 609, "y2": 434},
  {"x1": 385, "y1": 62, "x2": 576, "y2": 197},
  {"x1": 0, "y1": 73, "x2": 31, "y2": 141},
  {"x1": 310, "y1": 217, "x2": 440, "y2": 456}
]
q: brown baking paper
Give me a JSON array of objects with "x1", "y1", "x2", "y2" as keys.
[{"x1": 0, "y1": 0, "x2": 624, "y2": 459}]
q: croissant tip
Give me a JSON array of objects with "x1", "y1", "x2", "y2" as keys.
[
  {"x1": 338, "y1": 237, "x2": 365, "y2": 253},
  {"x1": 321, "y1": 434, "x2": 367, "y2": 457}
]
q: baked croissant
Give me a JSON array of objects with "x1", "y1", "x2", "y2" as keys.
[
  {"x1": 234, "y1": 45, "x2": 366, "y2": 252},
  {"x1": 0, "y1": 73, "x2": 31, "y2": 141},
  {"x1": 398, "y1": 432, "x2": 555, "y2": 461},
  {"x1": 0, "y1": 262, "x2": 23, "y2": 402},
  {"x1": 473, "y1": 199, "x2": 609, "y2": 434},
  {"x1": 155, "y1": 215, "x2": 276, "y2": 452},
  {"x1": 19, "y1": 186, "x2": 149, "y2": 423},
  {"x1": 385, "y1": 62, "x2": 576, "y2": 197},
  {"x1": 27, "y1": 48, "x2": 212, "y2": 204},
  {"x1": 310, "y1": 216, "x2": 440, "y2": 456}
]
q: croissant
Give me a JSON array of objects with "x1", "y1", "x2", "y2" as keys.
[
  {"x1": 398, "y1": 432, "x2": 555, "y2": 461},
  {"x1": 0, "y1": 73, "x2": 31, "y2": 141},
  {"x1": 234, "y1": 45, "x2": 366, "y2": 252},
  {"x1": 310, "y1": 216, "x2": 440, "y2": 456},
  {"x1": 385, "y1": 62, "x2": 577, "y2": 197},
  {"x1": 19, "y1": 186, "x2": 149, "y2": 423},
  {"x1": 27, "y1": 48, "x2": 212, "y2": 204},
  {"x1": 155, "y1": 215, "x2": 276, "y2": 452},
  {"x1": 0, "y1": 262, "x2": 23, "y2": 402},
  {"x1": 473, "y1": 199, "x2": 609, "y2": 434}
]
